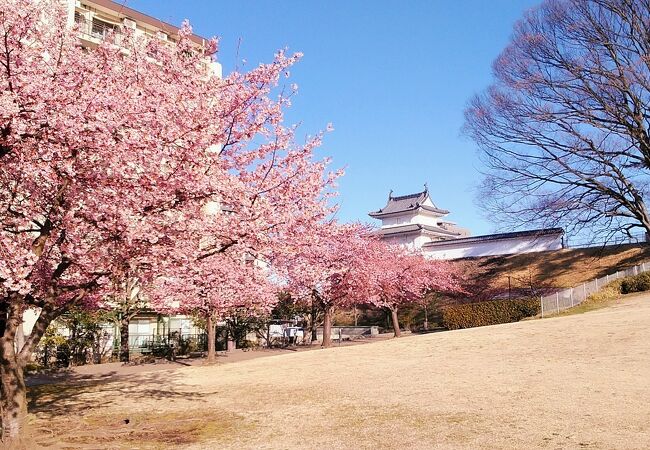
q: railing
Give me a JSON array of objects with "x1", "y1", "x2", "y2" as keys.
[
  {"x1": 72, "y1": 11, "x2": 218, "y2": 77},
  {"x1": 118, "y1": 331, "x2": 227, "y2": 356},
  {"x1": 565, "y1": 232, "x2": 647, "y2": 249},
  {"x1": 540, "y1": 261, "x2": 650, "y2": 317},
  {"x1": 74, "y1": 14, "x2": 127, "y2": 46}
]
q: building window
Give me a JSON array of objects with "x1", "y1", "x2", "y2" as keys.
[{"x1": 91, "y1": 18, "x2": 118, "y2": 39}]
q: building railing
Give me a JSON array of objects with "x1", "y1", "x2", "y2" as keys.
[
  {"x1": 565, "y1": 232, "x2": 648, "y2": 249},
  {"x1": 74, "y1": 13, "x2": 127, "y2": 46},
  {"x1": 72, "y1": 12, "x2": 219, "y2": 77},
  {"x1": 540, "y1": 261, "x2": 650, "y2": 317}
]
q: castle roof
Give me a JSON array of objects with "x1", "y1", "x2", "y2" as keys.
[
  {"x1": 377, "y1": 223, "x2": 462, "y2": 238},
  {"x1": 421, "y1": 228, "x2": 564, "y2": 248},
  {"x1": 368, "y1": 187, "x2": 449, "y2": 219}
]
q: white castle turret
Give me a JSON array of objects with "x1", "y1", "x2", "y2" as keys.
[
  {"x1": 368, "y1": 185, "x2": 469, "y2": 250},
  {"x1": 369, "y1": 184, "x2": 564, "y2": 259}
]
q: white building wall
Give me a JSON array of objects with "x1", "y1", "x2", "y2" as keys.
[
  {"x1": 411, "y1": 212, "x2": 442, "y2": 227},
  {"x1": 21, "y1": 309, "x2": 40, "y2": 336},
  {"x1": 381, "y1": 211, "x2": 443, "y2": 229},
  {"x1": 381, "y1": 213, "x2": 416, "y2": 227},
  {"x1": 413, "y1": 234, "x2": 432, "y2": 248},
  {"x1": 422, "y1": 234, "x2": 564, "y2": 260}
]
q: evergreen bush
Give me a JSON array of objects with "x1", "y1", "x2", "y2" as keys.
[{"x1": 441, "y1": 298, "x2": 540, "y2": 330}]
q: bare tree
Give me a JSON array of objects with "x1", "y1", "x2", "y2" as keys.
[{"x1": 465, "y1": 0, "x2": 650, "y2": 242}]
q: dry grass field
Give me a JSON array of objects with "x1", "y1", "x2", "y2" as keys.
[
  {"x1": 28, "y1": 293, "x2": 650, "y2": 449},
  {"x1": 470, "y1": 243, "x2": 650, "y2": 291}
]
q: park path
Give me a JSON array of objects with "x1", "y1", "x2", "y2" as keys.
[
  {"x1": 28, "y1": 293, "x2": 650, "y2": 449},
  {"x1": 26, "y1": 333, "x2": 397, "y2": 386}
]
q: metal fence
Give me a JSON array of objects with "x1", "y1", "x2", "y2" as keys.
[
  {"x1": 540, "y1": 261, "x2": 650, "y2": 317},
  {"x1": 117, "y1": 331, "x2": 227, "y2": 357},
  {"x1": 565, "y1": 232, "x2": 647, "y2": 249}
]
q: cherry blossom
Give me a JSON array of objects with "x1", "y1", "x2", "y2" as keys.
[{"x1": 0, "y1": 0, "x2": 336, "y2": 439}]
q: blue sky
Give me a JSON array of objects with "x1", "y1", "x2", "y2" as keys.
[{"x1": 128, "y1": 0, "x2": 540, "y2": 235}]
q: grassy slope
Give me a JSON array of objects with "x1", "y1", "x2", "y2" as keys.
[{"x1": 465, "y1": 242, "x2": 650, "y2": 292}]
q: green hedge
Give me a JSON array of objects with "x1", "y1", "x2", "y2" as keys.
[
  {"x1": 441, "y1": 298, "x2": 540, "y2": 330},
  {"x1": 620, "y1": 272, "x2": 650, "y2": 294}
]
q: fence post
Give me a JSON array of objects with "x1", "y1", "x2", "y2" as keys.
[
  {"x1": 606, "y1": 274, "x2": 609, "y2": 284},
  {"x1": 583, "y1": 283, "x2": 586, "y2": 299},
  {"x1": 643, "y1": 262, "x2": 646, "y2": 272},
  {"x1": 540, "y1": 296, "x2": 544, "y2": 318},
  {"x1": 556, "y1": 292, "x2": 560, "y2": 314},
  {"x1": 634, "y1": 265, "x2": 638, "y2": 276},
  {"x1": 570, "y1": 288, "x2": 574, "y2": 307},
  {"x1": 595, "y1": 277, "x2": 599, "y2": 290}
]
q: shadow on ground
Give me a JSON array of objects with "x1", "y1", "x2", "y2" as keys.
[
  {"x1": 28, "y1": 370, "x2": 209, "y2": 419},
  {"x1": 26, "y1": 369, "x2": 238, "y2": 448}
]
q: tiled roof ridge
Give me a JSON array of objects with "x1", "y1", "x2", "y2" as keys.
[
  {"x1": 421, "y1": 227, "x2": 564, "y2": 246},
  {"x1": 390, "y1": 191, "x2": 426, "y2": 201}
]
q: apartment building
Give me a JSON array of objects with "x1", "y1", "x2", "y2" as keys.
[{"x1": 66, "y1": 0, "x2": 222, "y2": 77}]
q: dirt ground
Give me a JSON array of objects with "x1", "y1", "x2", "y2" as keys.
[{"x1": 27, "y1": 293, "x2": 650, "y2": 449}]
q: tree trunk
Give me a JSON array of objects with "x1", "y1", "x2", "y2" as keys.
[
  {"x1": 423, "y1": 304, "x2": 429, "y2": 331},
  {"x1": 390, "y1": 308, "x2": 401, "y2": 338},
  {"x1": 119, "y1": 317, "x2": 130, "y2": 363},
  {"x1": 0, "y1": 300, "x2": 27, "y2": 443},
  {"x1": 206, "y1": 315, "x2": 216, "y2": 363},
  {"x1": 310, "y1": 296, "x2": 317, "y2": 343},
  {"x1": 1, "y1": 299, "x2": 64, "y2": 443},
  {"x1": 0, "y1": 337, "x2": 27, "y2": 445},
  {"x1": 321, "y1": 306, "x2": 333, "y2": 348},
  {"x1": 0, "y1": 335, "x2": 26, "y2": 443}
]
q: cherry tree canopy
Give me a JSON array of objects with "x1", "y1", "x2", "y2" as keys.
[
  {"x1": 366, "y1": 241, "x2": 461, "y2": 311},
  {"x1": 283, "y1": 222, "x2": 375, "y2": 347},
  {"x1": 0, "y1": 0, "x2": 336, "y2": 439},
  {"x1": 364, "y1": 240, "x2": 462, "y2": 336}
]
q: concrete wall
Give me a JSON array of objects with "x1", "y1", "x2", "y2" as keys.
[{"x1": 422, "y1": 234, "x2": 564, "y2": 260}]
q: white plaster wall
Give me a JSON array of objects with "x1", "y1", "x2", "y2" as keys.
[
  {"x1": 381, "y1": 211, "x2": 445, "y2": 229},
  {"x1": 413, "y1": 234, "x2": 432, "y2": 248},
  {"x1": 421, "y1": 197, "x2": 435, "y2": 208},
  {"x1": 381, "y1": 213, "x2": 417, "y2": 227},
  {"x1": 422, "y1": 234, "x2": 563, "y2": 260},
  {"x1": 412, "y1": 212, "x2": 441, "y2": 227},
  {"x1": 383, "y1": 234, "x2": 418, "y2": 248}
]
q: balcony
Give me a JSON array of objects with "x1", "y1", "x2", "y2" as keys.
[
  {"x1": 72, "y1": 10, "x2": 222, "y2": 78},
  {"x1": 74, "y1": 12, "x2": 126, "y2": 46}
]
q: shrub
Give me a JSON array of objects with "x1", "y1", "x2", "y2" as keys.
[
  {"x1": 620, "y1": 272, "x2": 650, "y2": 294},
  {"x1": 441, "y1": 298, "x2": 540, "y2": 330},
  {"x1": 586, "y1": 279, "x2": 623, "y2": 303}
]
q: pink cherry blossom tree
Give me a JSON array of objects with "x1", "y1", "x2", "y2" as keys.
[
  {"x1": 284, "y1": 222, "x2": 375, "y2": 348},
  {"x1": 149, "y1": 251, "x2": 278, "y2": 363},
  {"x1": 0, "y1": 0, "x2": 335, "y2": 440},
  {"x1": 365, "y1": 241, "x2": 462, "y2": 337},
  {"x1": 142, "y1": 127, "x2": 338, "y2": 362}
]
